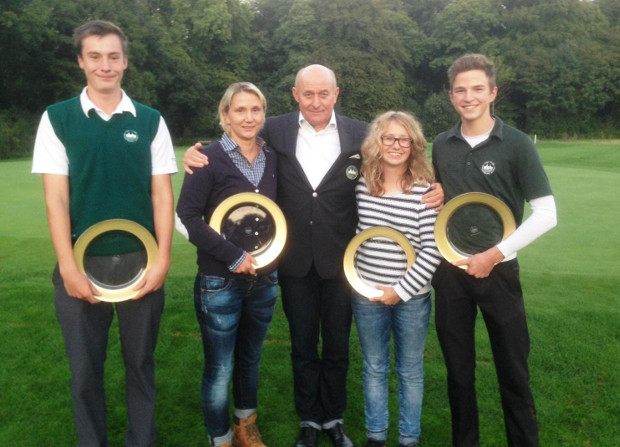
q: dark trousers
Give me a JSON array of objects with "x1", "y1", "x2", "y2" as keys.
[
  {"x1": 280, "y1": 266, "x2": 352, "y2": 425},
  {"x1": 53, "y1": 265, "x2": 164, "y2": 447},
  {"x1": 432, "y1": 260, "x2": 539, "y2": 447}
]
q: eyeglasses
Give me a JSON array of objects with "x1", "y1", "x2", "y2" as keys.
[{"x1": 381, "y1": 136, "x2": 412, "y2": 148}]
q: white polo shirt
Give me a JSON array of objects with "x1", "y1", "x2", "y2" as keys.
[{"x1": 32, "y1": 87, "x2": 177, "y2": 176}]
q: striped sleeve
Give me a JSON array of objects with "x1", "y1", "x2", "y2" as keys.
[{"x1": 393, "y1": 199, "x2": 442, "y2": 301}]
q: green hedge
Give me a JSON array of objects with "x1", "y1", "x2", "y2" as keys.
[{"x1": 0, "y1": 110, "x2": 38, "y2": 160}]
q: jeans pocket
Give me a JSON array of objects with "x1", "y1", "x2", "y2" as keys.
[
  {"x1": 262, "y1": 270, "x2": 279, "y2": 286},
  {"x1": 200, "y1": 275, "x2": 232, "y2": 293}
]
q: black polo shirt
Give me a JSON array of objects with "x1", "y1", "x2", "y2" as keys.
[{"x1": 432, "y1": 117, "x2": 553, "y2": 225}]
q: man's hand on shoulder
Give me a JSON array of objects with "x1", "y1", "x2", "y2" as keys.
[
  {"x1": 422, "y1": 182, "x2": 444, "y2": 211},
  {"x1": 182, "y1": 142, "x2": 209, "y2": 175}
]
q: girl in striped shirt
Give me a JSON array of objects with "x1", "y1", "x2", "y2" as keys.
[{"x1": 352, "y1": 111, "x2": 442, "y2": 447}]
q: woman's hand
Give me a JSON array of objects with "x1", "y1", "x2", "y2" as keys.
[
  {"x1": 233, "y1": 253, "x2": 258, "y2": 276},
  {"x1": 370, "y1": 286, "x2": 401, "y2": 306}
]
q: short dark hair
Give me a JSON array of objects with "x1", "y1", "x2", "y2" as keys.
[
  {"x1": 73, "y1": 20, "x2": 128, "y2": 57},
  {"x1": 448, "y1": 54, "x2": 496, "y2": 91}
]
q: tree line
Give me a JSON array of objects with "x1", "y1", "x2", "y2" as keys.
[{"x1": 1, "y1": 0, "x2": 619, "y2": 159}]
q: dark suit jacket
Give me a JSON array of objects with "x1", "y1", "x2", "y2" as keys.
[{"x1": 261, "y1": 112, "x2": 368, "y2": 279}]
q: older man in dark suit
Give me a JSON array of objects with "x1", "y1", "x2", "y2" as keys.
[
  {"x1": 183, "y1": 65, "x2": 443, "y2": 447},
  {"x1": 260, "y1": 65, "x2": 365, "y2": 447}
]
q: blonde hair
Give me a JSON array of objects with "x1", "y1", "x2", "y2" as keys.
[
  {"x1": 218, "y1": 82, "x2": 267, "y2": 134},
  {"x1": 361, "y1": 111, "x2": 434, "y2": 196}
]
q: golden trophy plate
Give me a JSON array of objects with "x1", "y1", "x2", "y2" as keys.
[
  {"x1": 435, "y1": 192, "x2": 516, "y2": 266},
  {"x1": 73, "y1": 219, "x2": 159, "y2": 302},
  {"x1": 343, "y1": 227, "x2": 416, "y2": 299},
  {"x1": 209, "y1": 192, "x2": 287, "y2": 269}
]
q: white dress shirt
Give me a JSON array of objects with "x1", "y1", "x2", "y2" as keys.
[{"x1": 295, "y1": 111, "x2": 341, "y2": 189}]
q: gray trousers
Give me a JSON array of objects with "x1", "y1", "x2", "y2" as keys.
[{"x1": 53, "y1": 265, "x2": 165, "y2": 447}]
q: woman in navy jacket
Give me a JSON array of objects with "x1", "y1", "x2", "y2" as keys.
[{"x1": 176, "y1": 82, "x2": 277, "y2": 447}]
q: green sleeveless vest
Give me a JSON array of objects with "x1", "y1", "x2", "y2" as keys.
[{"x1": 47, "y1": 96, "x2": 160, "y2": 255}]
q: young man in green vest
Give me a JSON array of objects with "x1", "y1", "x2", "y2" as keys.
[{"x1": 32, "y1": 20, "x2": 177, "y2": 446}]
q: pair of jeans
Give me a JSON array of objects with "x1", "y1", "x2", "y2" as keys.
[
  {"x1": 194, "y1": 272, "x2": 278, "y2": 441},
  {"x1": 279, "y1": 268, "x2": 352, "y2": 425},
  {"x1": 352, "y1": 291, "x2": 431, "y2": 444},
  {"x1": 433, "y1": 260, "x2": 538, "y2": 447}
]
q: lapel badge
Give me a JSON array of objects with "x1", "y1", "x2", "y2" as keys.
[{"x1": 346, "y1": 165, "x2": 359, "y2": 180}]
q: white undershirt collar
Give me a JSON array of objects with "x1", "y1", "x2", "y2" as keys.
[{"x1": 80, "y1": 87, "x2": 136, "y2": 120}]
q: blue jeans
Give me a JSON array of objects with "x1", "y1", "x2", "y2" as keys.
[
  {"x1": 352, "y1": 291, "x2": 431, "y2": 444},
  {"x1": 193, "y1": 272, "x2": 278, "y2": 443}
]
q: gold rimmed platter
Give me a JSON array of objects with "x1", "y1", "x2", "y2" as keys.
[
  {"x1": 343, "y1": 226, "x2": 416, "y2": 299},
  {"x1": 209, "y1": 192, "x2": 287, "y2": 269},
  {"x1": 435, "y1": 192, "x2": 516, "y2": 266},
  {"x1": 73, "y1": 219, "x2": 159, "y2": 302}
]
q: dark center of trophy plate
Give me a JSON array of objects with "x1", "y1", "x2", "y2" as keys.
[
  {"x1": 446, "y1": 203, "x2": 504, "y2": 256},
  {"x1": 221, "y1": 204, "x2": 276, "y2": 255},
  {"x1": 83, "y1": 230, "x2": 148, "y2": 289}
]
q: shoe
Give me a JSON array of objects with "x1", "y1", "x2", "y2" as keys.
[
  {"x1": 233, "y1": 414, "x2": 265, "y2": 447},
  {"x1": 365, "y1": 439, "x2": 386, "y2": 447},
  {"x1": 398, "y1": 443, "x2": 418, "y2": 447},
  {"x1": 296, "y1": 426, "x2": 319, "y2": 447},
  {"x1": 325, "y1": 423, "x2": 354, "y2": 447}
]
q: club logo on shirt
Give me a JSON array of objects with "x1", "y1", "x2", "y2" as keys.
[
  {"x1": 123, "y1": 130, "x2": 139, "y2": 143},
  {"x1": 481, "y1": 161, "x2": 495, "y2": 175},
  {"x1": 346, "y1": 165, "x2": 359, "y2": 180}
]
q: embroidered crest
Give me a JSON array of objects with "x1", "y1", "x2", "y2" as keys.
[
  {"x1": 123, "y1": 130, "x2": 139, "y2": 143},
  {"x1": 346, "y1": 165, "x2": 359, "y2": 180},
  {"x1": 481, "y1": 161, "x2": 495, "y2": 175}
]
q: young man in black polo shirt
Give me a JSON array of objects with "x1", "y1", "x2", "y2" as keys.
[{"x1": 431, "y1": 54, "x2": 557, "y2": 447}]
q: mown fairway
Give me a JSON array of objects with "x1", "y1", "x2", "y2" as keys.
[{"x1": 0, "y1": 140, "x2": 618, "y2": 446}]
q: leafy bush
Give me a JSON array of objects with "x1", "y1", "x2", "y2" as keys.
[
  {"x1": 0, "y1": 110, "x2": 38, "y2": 160},
  {"x1": 421, "y1": 92, "x2": 458, "y2": 140}
]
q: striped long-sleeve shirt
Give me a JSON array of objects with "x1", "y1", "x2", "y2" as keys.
[{"x1": 355, "y1": 176, "x2": 442, "y2": 301}]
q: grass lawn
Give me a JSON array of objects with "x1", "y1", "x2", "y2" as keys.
[{"x1": 0, "y1": 140, "x2": 618, "y2": 446}]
